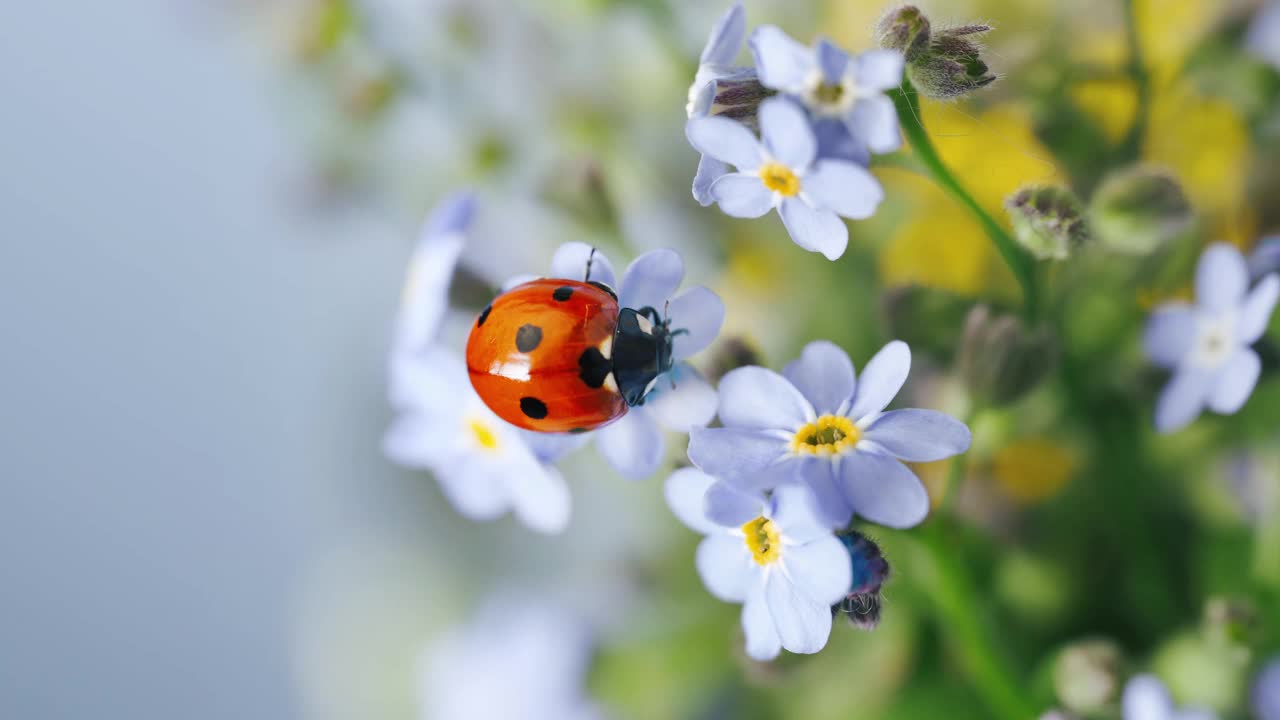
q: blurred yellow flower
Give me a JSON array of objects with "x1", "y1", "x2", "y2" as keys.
[{"x1": 992, "y1": 437, "x2": 1078, "y2": 504}]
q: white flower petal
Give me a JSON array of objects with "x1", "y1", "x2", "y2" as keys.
[
  {"x1": 863, "y1": 409, "x2": 972, "y2": 462},
  {"x1": 1208, "y1": 349, "x2": 1261, "y2": 414},
  {"x1": 759, "y1": 97, "x2": 816, "y2": 170},
  {"x1": 765, "y1": 570, "x2": 834, "y2": 655},
  {"x1": 549, "y1": 241, "x2": 617, "y2": 288},
  {"x1": 436, "y1": 460, "x2": 512, "y2": 522},
  {"x1": 705, "y1": 480, "x2": 766, "y2": 527},
  {"x1": 798, "y1": 456, "x2": 856, "y2": 529},
  {"x1": 1123, "y1": 675, "x2": 1175, "y2": 720},
  {"x1": 838, "y1": 451, "x2": 930, "y2": 529},
  {"x1": 779, "y1": 198, "x2": 849, "y2": 260},
  {"x1": 848, "y1": 94, "x2": 901, "y2": 154},
  {"x1": 620, "y1": 248, "x2": 685, "y2": 312},
  {"x1": 1238, "y1": 273, "x2": 1279, "y2": 344},
  {"x1": 697, "y1": 535, "x2": 755, "y2": 602},
  {"x1": 771, "y1": 481, "x2": 842, "y2": 544},
  {"x1": 854, "y1": 49, "x2": 905, "y2": 91},
  {"x1": 699, "y1": 1, "x2": 746, "y2": 66},
  {"x1": 688, "y1": 427, "x2": 789, "y2": 481},
  {"x1": 848, "y1": 340, "x2": 911, "y2": 420},
  {"x1": 501, "y1": 273, "x2": 539, "y2": 292},
  {"x1": 509, "y1": 463, "x2": 572, "y2": 534},
  {"x1": 718, "y1": 366, "x2": 815, "y2": 430},
  {"x1": 804, "y1": 159, "x2": 885, "y2": 219},
  {"x1": 693, "y1": 153, "x2": 730, "y2": 206},
  {"x1": 784, "y1": 536, "x2": 853, "y2": 607},
  {"x1": 1196, "y1": 243, "x2": 1249, "y2": 312},
  {"x1": 710, "y1": 173, "x2": 774, "y2": 218},
  {"x1": 750, "y1": 25, "x2": 814, "y2": 93},
  {"x1": 397, "y1": 233, "x2": 464, "y2": 354},
  {"x1": 1144, "y1": 303, "x2": 1197, "y2": 369},
  {"x1": 741, "y1": 585, "x2": 783, "y2": 661},
  {"x1": 595, "y1": 408, "x2": 665, "y2": 480},
  {"x1": 782, "y1": 340, "x2": 857, "y2": 416},
  {"x1": 669, "y1": 286, "x2": 725, "y2": 360},
  {"x1": 686, "y1": 116, "x2": 764, "y2": 170},
  {"x1": 382, "y1": 411, "x2": 454, "y2": 468},
  {"x1": 664, "y1": 467, "x2": 719, "y2": 534},
  {"x1": 645, "y1": 364, "x2": 718, "y2": 431},
  {"x1": 1154, "y1": 366, "x2": 1216, "y2": 433}
]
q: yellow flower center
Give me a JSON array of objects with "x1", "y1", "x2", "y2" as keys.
[
  {"x1": 759, "y1": 162, "x2": 800, "y2": 197},
  {"x1": 791, "y1": 415, "x2": 860, "y2": 456},
  {"x1": 812, "y1": 81, "x2": 845, "y2": 106},
  {"x1": 468, "y1": 419, "x2": 500, "y2": 452},
  {"x1": 742, "y1": 516, "x2": 782, "y2": 565}
]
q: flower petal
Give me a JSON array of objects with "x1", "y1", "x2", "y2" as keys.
[
  {"x1": 596, "y1": 408, "x2": 665, "y2": 479},
  {"x1": 838, "y1": 451, "x2": 930, "y2": 529},
  {"x1": 765, "y1": 570, "x2": 834, "y2": 654},
  {"x1": 1208, "y1": 348, "x2": 1260, "y2": 414},
  {"x1": 669, "y1": 286, "x2": 725, "y2": 360},
  {"x1": 854, "y1": 49, "x2": 904, "y2": 91},
  {"x1": 664, "y1": 467, "x2": 719, "y2": 534},
  {"x1": 686, "y1": 116, "x2": 763, "y2": 170},
  {"x1": 848, "y1": 340, "x2": 911, "y2": 420},
  {"x1": 1144, "y1": 302, "x2": 1197, "y2": 369},
  {"x1": 782, "y1": 340, "x2": 856, "y2": 416},
  {"x1": 1196, "y1": 243, "x2": 1249, "y2": 312},
  {"x1": 435, "y1": 460, "x2": 512, "y2": 522},
  {"x1": 620, "y1": 248, "x2": 685, "y2": 312},
  {"x1": 785, "y1": 535, "x2": 853, "y2": 606},
  {"x1": 771, "y1": 481, "x2": 841, "y2": 543},
  {"x1": 1238, "y1": 273, "x2": 1279, "y2": 344},
  {"x1": 1154, "y1": 366, "x2": 1216, "y2": 433},
  {"x1": 697, "y1": 535, "x2": 756, "y2": 602},
  {"x1": 813, "y1": 117, "x2": 871, "y2": 166},
  {"x1": 688, "y1": 427, "x2": 789, "y2": 480},
  {"x1": 699, "y1": 1, "x2": 746, "y2": 66},
  {"x1": 1252, "y1": 659, "x2": 1280, "y2": 720},
  {"x1": 500, "y1": 273, "x2": 539, "y2": 292},
  {"x1": 645, "y1": 364, "x2": 718, "y2": 431},
  {"x1": 803, "y1": 159, "x2": 884, "y2": 219},
  {"x1": 750, "y1": 25, "x2": 813, "y2": 93},
  {"x1": 1123, "y1": 675, "x2": 1175, "y2": 720},
  {"x1": 397, "y1": 233, "x2": 464, "y2": 354},
  {"x1": 1249, "y1": 237, "x2": 1280, "y2": 280},
  {"x1": 693, "y1": 153, "x2": 730, "y2": 206},
  {"x1": 815, "y1": 38, "x2": 850, "y2": 84},
  {"x1": 710, "y1": 173, "x2": 775, "y2": 218},
  {"x1": 718, "y1": 365, "x2": 815, "y2": 430},
  {"x1": 741, "y1": 585, "x2": 782, "y2": 661},
  {"x1": 705, "y1": 480, "x2": 766, "y2": 527},
  {"x1": 382, "y1": 411, "x2": 454, "y2": 468},
  {"x1": 509, "y1": 463, "x2": 571, "y2": 534},
  {"x1": 779, "y1": 198, "x2": 848, "y2": 260},
  {"x1": 847, "y1": 94, "x2": 901, "y2": 154},
  {"x1": 521, "y1": 430, "x2": 591, "y2": 464},
  {"x1": 863, "y1": 409, "x2": 971, "y2": 462},
  {"x1": 759, "y1": 97, "x2": 816, "y2": 169},
  {"x1": 549, "y1": 241, "x2": 617, "y2": 288},
  {"x1": 799, "y1": 457, "x2": 855, "y2": 529}
]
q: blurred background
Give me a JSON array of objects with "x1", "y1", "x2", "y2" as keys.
[{"x1": 2, "y1": 0, "x2": 1278, "y2": 718}]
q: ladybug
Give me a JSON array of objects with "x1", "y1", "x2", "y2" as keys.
[{"x1": 466, "y1": 276, "x2": 679, "y2": 433}]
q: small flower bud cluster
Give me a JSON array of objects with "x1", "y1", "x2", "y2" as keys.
[
  {"x1": 958, "y1": 305, "x2": 1057, "y2": 407},
  {"x1": 877, "y1": 5, "x2": 997, "y2": 99},
  {"x1": 1088, "y1": 166, "x2": 1194, "y2": 255},
  {"x1": 1005, "y1": 184, "x2": 1091, "y2": 261},
  {"x1": 832, "y1": 531, "x2": 891, "y2": 630}
]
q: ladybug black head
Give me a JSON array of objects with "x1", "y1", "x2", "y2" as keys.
[{"x1": 613, "y1": 306, "x2": 678, "y2": 406}]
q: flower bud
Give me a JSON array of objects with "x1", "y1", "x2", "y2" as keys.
[
  {"x1": 706, "y1": 336, "x2": 763, "y2": 384},
  {"x1": 1203, "y1": 596, "x2": 1259, "y2": 652},
  {"x1": 1054, "y1": 639, "x2": 1124, "y2": 714},
  {"x1": 876, "y1": 5, "x2": 932, "y2": 62},
  {"x1": 881, "y1": 285, "x2": 971, "y2": 361},
  {"x1": 1005, "y1": 185, "x2": 1090, "y2": 260},
  {"x1": 957, "y1": 305, "x2": 1057, "y2": 406},
  {"x1": 704, "y1": 72, "x2": 772, "y2": 133},
  {"x1": 1088, "y1": 166, "x2": 1194, "y2": 255},
  {"x1": 832, "y1": 531, "x2": 890, "y2": 630},
  {"x1": 879, "y1": 7, "x2": 997, "y2": 100}
]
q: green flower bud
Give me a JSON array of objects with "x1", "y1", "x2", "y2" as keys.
[
  {"x1": 1203, "y1": 596, "x2": 1259, "y2": 654},
  {"x1": 1005, "y1": 185, "x2": 1090, "y2": 261},
  {"x1": 881, "y1": 285, "x2": 972, "y2": 361},
  {"x1": 1054, "y1": 639, "x2": 1124, "y2": 714},
  {"x1": 957, "y1": 305, "x2": 1057, "y2": 406},
  {"x1": 879, "y1": 7, "x2": 997, "y2": 100},
  {"x1": 1088, "y1": 166, "x2": 1194, "y2": 255},
  {"x1": 876, "y1": 5, "x2": 932, "y2": 63},
  {"x1": 706, "y1": 74, "x2": 773, "y2": 133}
]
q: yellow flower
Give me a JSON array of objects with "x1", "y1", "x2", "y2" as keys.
[{"x1": 992, "y1": 437, "x2": 1078, "y2": 504}]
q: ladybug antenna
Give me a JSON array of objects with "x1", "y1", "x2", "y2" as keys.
[{"x1": 584, "y1": 247, "x2": 598, "y2": 282}]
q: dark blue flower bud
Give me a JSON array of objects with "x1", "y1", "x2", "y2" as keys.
[{"x1": 832, "y1": 531, "x2": 890, "y2": 630}]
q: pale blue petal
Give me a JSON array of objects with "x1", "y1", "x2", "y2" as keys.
[
  {"x1": 764, "y1": 570, "x2": 833, "y2": 654},
  {"x1": 848, "y1": 94, "x2": 901, "y2": 153},
  {"x1": 1247, "y1": 2, "x2": 1280, "y2": 70},
  {"x1": 522, "y1": 430, "x2": 591, "y2": 464},
  {"x1": 771, "y1": 482, "x2": 839, "y2": 543},
  {"x1": 645, "y1": 364, "x2": 718, "y2": 431},
  {"x1": 1196, "y1": 243, "x2": 1249, "y2": 312},
  {"x1": 1252, "y1": 659, "x2": 1280, "y2": 720},
  {"x1": 838, "y1": 450, "x2": 930, "y2": 528},
  {"x1": 693, "y1": 153, "x2": 730, "y2": 206},
  {"x1": 863, "y1": 409, "x2": 971, "y2": 461},
  {"x1": 688, "y1": 427, "x2": 789, "y2": 480},
  {"x1": 669, "y1": 286, "x2": 725, "y2": 360},
  {"x1": 750, "y1": 25, "x2": 814, "y2": 93},
  {"x1": 718, "y1": 366, "x2": 815, "y2": 430},
  {"x1": 1238, "y1": 274, "x2": 1279, "y2": 344},
  {"x1": 1208, "y1": 349, "x2": 1260, "y2": 414},
  {"x1": 382, "y1": 412, "x2": 454, "y2": 468},
  {"x1": 854, "y1": 49, "x2": 905, "y2": 91},
  {"x1": 509, "y1": 463, "x2": 572, "y2": 534},
  {"x1": 664, "y1": 467, "x2": 719, "y2": 534},
  {"x1": 621, "y1": 248, "x2": 685, "y2": 312},
  {"x1": 759, "y1": 97, "x2": 817, "y2": 169},
  {"x1": 1143, "y1": 303, "x2": 1197, "y2": 369},
  {"x1": 1249, "y1": 237, "x2": 1280, "y2": 280},
  {"x1": 782, "y1": 340, "x2": 856, "y2": 415},
  {"x1": 813, "y1": 118, "x2": 871, "y2": 166},
  {"x1": 501, "y1": 273, "x2": 539, "y2": 292},
  {"x1": 732, "y1": 456, "x2": 806, "y2": 496},
  {"x1": 549, "y1": 241, "x2": 617, "y2": 288},
  {"x1": 686, "y1": 116, "x2": 764, "y2": 170},
  {"x1": 1123, "y1": 675, "x2": 1175, "y2": 720},
  {"x1": 697, "y1": 535, "x2": 756, "y2": 602},
  {"x1": 596, "y1": 408, "x2": 665, "y2": 479},
  {"x1": 705, "y1": 480, "x2": 766, "y2": 527},
  {"x1": 815, "y1": 39, "x2": 850, "y2": 84},
  {"x1": 397, "y1": 234, "x2": 463, "y2": 353},
  {"x1": 741, "y1": 585, "x2": 782, "y2": 661},
  {"x1": 804, "y1": 159, "x2": 885, "y2": 219},
  {"x1": 848, "y1": 340, "x2": 912, "y2": 420},
  {"x1": 700, "y1": 2, "x2": 746, "y2": 66},
  {"x1": 800, "y1": 457, "x2": 855, "y2": 529},
  {"x1": 435, "y1": 460, "x2": 512, "y2": 522},
  {"x1": 711, "y1": 173, "x2": 775, "y2": 218},
  {"x1": 1154, "y1": 366, "x2": 1216, "y2": 433},
  {"x1": 779, "y1": 198, "x2": 848, "y2": 260},
  {"x1": 422, "y1": 190, "x2": 476, "y2": 238},
  {"x1": 784, "y1": 535, "x2": 852, "y2": 606}
]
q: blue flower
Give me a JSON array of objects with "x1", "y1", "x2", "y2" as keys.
[
  {"x1": 1254, "y1": 658, "x2": 1280, "y2": 720},
  {"x1": 750, "y1": 26, "x2": 904, "y2": 158},
  {"x1": 1247, "y1": 2, "x2": 1280, "y2": 71},
  {"x1": 1122, "y1": 674, "x2": 1218, "y2": 720},
  {"x1": 664, "y1": 468, "x2": 852, "y2": 661},
  {"x1": 687, "y1": 2, "x2": 755, "y2": 206},
  {"x1": 523, "y1": 242, "x2": 725, "y2": 480},
  {"x1": 1250, "y1": 235, "x2": 1280, "y2": 281},
  {"x1": 1144, "y1": 243, "x2": 1280, "y2": 433},
  {"x1": 686, "y1": 97, "x2": 885, "y2": 261},
  {"x1": 688, "y1": 340, "x2": 971, "y2": 529},
  {"x1": 386, "y1": 193, "x2": 581, "y2": 534}
]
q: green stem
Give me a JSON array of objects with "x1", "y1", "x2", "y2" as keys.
[
  {"x1": 889, "y1": 83, "x2": 1041, "y2": 324},
  {"x1": 1118, "y1": 0, "x2": 1150, "y2": 162}
]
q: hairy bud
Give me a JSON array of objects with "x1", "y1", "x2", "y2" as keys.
[
  {"x1": 958, "y1": 305, "x2": 1057, "y2": 406},
  {"x1": 876, "y1": 5, "x2": 932, "y2": 62},
  {"x1": 879, "y1": 7, "x2": 997, "y2": 99},
  {"x1": 832, "y1": 531, "x2": 890, "y2": 630},
  {"x1": 1005, "y1": 184, "x2": 1090, "y2": 260},
  {"x1": 1088, "y1": 166, "x2": 1194, "y2": 255},
  {"x1": 1054, "y1": 639, "x2": 1124, "y2": 714}
]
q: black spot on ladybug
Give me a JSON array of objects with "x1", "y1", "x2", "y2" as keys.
[
  {"x1": 553, "y1": 286, "x2": 574, "y2": 302},
  {"x1": 578, "y1": 347, "x2": 611, "y2": 389},
  {"x1": 515, "y1": 324, "x2": 543, "y2": 352},
  {"x1": 568, "y1": 427, "x2": 588, "y2": 434},
  {"x1": 476, "y1": 305, "x2": 492, "y2": 327},
  {"x1": 589, "y1": 281, "x2": 617, "y2": 300},
  {"x1": 520, "y1": 397, "x2": 548, "y2": 419}
]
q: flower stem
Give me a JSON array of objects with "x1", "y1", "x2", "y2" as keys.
[
  {"x1": 1118, "y1": 0, "x2": 1150, "y2": 162},
  {"x1": 889, "y1": 82, "x2": 1040, "y2": 324}
]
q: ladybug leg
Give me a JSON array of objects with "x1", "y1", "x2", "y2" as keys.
[{"x1": 584, "y1": 246, "x2": 598, "y2": 282}]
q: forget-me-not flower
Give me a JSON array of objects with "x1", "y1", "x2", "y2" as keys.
[
  {"x1": 1250, "y1": 236, "x2": 1280, "y2": 281},
  {"x1": 1255, "y1": 658, "x2": 1280, "y2": 720},
  {"x1": 664, "y1": 468, "x2": 852, "y2": 661},
  {"x1": 385, "y1": 193, "x2": 581, "y2": 534},
  {"x1": 687, "y1": 97, "x2": 884, "y2": 261},
  {"x1": 1247, "y1": 2, "x2": 1280, "y2": 71},
  {"x1": 751, "y1": 26, "x2": 904, "y2": 160},
  {"x1": 688, "y1": 340, "x2": 971, "y2": 529},
  {"x1": 419, "y1": 600, "x2": 606, "y2": 720},
  {"x1": 1144, "y1": 243, "x2": 1279, "y2": 433},
  {"x1": 512, "y1": 242, "x2": 725, "y2": 480},
  {"x1": 687, "y1": 2, "x2": 759, "y2": 206},
  {"x1": 1122, "y1": 674, "x2": 1218, "y2": 720}
]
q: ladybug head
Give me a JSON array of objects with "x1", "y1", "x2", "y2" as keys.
[{"x1": 613, "y1": 306, "x2": 681, "y2": 406}]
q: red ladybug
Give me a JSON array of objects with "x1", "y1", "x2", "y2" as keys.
[{"x1": 466, "y1": 277, "x2": 677, "y2": 433}]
